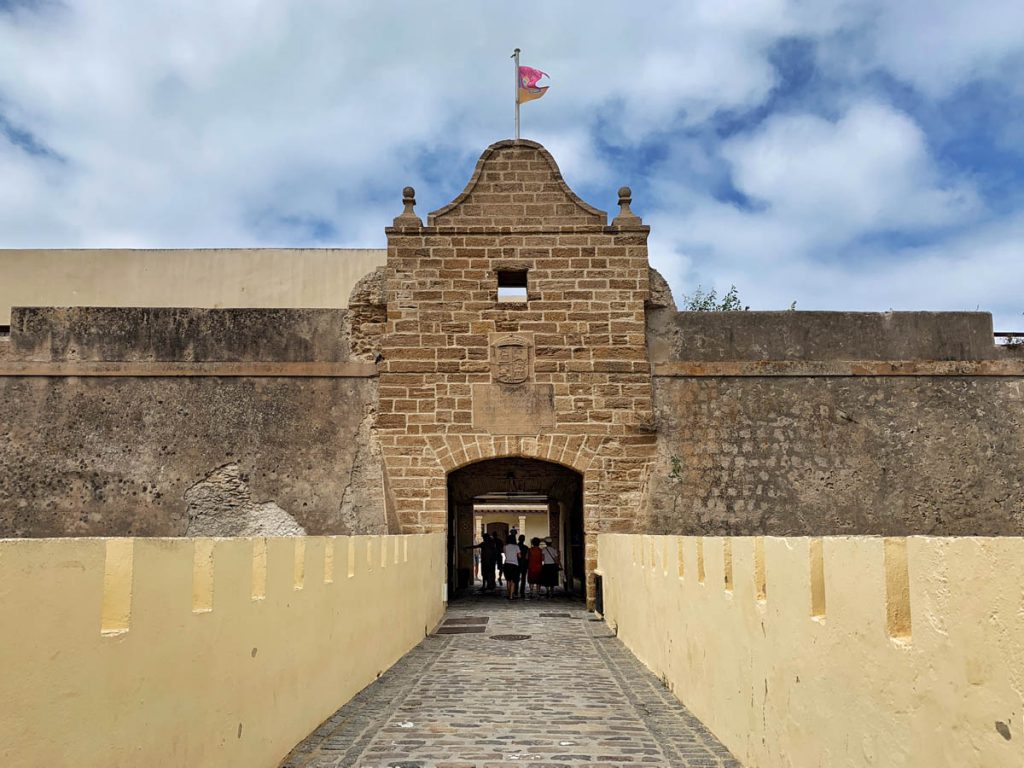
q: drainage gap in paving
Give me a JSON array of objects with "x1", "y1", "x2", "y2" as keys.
[
  {"x1": 434, "y1": 626, "x2": 487, "y2": 634},
  {"x1": 442, "y1": 616, "x2": 489, "y2": 625},
  {"x1": 539, "y1": 612, "x2": 573, "y2": 618},
  {"x1": 490, "y1": 634, "x2": 531, "y2": 641}
]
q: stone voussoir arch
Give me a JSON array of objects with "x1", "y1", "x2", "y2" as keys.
[{"x1": 425, "y1": 434, "x2": 605, "y2": 477}]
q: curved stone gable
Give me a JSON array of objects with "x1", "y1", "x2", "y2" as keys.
[{"x1": 427, "y1": 139, "x2": 607, "y2": 228}]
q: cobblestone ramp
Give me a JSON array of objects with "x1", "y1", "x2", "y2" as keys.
[{"x1": 281, "y1": 594, "x2": 741, "y2": 768}]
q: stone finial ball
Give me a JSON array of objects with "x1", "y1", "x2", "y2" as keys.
[
  {"x1": 618, "y1": 186, "x2": 632, "y2": 201},
  {"x1": 403, "y1": 186, "x2": 415, "y2": 200}
]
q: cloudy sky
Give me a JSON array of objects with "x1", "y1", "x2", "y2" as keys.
[{"x1": 2, "y1": 1, "x2": 1023, "y2": 329}]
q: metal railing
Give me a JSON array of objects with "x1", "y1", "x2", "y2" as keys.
[{"x1": 994, "y1": 332, "x2": 1024, "y2": 345}]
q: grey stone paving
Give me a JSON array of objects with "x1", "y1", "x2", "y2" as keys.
[{"x1": 281, "y1": 591, "x2": 741, "y2": 768}]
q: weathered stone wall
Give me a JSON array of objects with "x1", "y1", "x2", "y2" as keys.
[
  {"x1": 377, "y1": 140, "x2": 657, "y2": 592},
  {"x1": 0, "y1": 307, "x2": 385, "y2": 537},
  {"x1": 648, "y1": 309, "x2": 999, "y2": 363},
  {"x1": 6, "y1": 306, "x2": 354, "y2": 362},
  {"x1": 647, "y1": 310, "x2": 1024, "y2": 535}
]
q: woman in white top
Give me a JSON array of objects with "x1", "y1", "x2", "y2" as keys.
[
  {"x1": 502, "y1": 539, "x2": 522, "y2": 601},
  {"x1": 540, "y1": 537, "x2": 560, "y2": 598}
]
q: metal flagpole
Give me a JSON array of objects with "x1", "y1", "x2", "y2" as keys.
[{"x1": 512, "y1": 48, "x2": 520, "y2": 140}]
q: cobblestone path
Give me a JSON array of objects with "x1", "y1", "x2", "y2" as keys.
[{"x1": 281, "y1": 592, "x2": 741, "y2": 768}]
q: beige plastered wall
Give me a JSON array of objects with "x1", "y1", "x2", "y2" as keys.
[
  {"x1": 476, "y1": 511, "x2": 550, "y2": 544},
  {"x1": 0, "y1": 248, "x2": 386, "y2": 325},
  {"x1": 598, "y1": 534, "x2": 1024, "y2": 768},
  {"x1": 0, "y1": 533, "x2": 445, "y2": 768}
]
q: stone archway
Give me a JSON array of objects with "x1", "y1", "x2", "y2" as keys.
[
  {"x1": 445, "y1": 457, "x2": 584, "y2": 602},
  {"x1": 376, "y1": 139, "x2": 659, "y2": 610}
]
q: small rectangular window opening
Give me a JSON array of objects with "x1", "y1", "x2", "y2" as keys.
[{"x1": 497, "y1": 270, "x2": 528, "y2": 302}]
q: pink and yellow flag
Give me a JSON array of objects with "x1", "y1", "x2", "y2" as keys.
[{"x1": 518, "y1": 65, "x2": 549, "y2": 104}]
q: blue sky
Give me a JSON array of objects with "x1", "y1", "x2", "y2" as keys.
[{"x1": 1, "y1": 1, "x2": 1022, "y2": 329}]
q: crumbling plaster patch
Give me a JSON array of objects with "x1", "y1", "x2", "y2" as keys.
[
  {"x1": 337, "y1": 402, "x2": 388, "y2": 535},
  {"x1": 184, "y1": 463, "x2": 305, "y2": 537}
]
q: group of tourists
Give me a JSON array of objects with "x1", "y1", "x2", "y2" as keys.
[{"x1": 468, "y1": 530, "x2": 561, "y2": 599}]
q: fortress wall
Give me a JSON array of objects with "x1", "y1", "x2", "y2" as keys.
[
  {"x1": 647, "y1": 309, "x2": 999, "y2": 362},
  {"x1": 648, "y1": 374, "x2": 1024, "y2": 535},
  {"x1": 4, "y1": 306, "x2": 356, "y2": 362},
  {"x1": 597, "y1": 533, "x2": 1024, "y2": 768},
  {"x1": 648, "y1": 309, "x2": 1024, "y2": 536},
  {"x1": 0, "y1": 308, "x2": 386, "y2": 537},
  {"x1": 0, "y1": 248, "x2": 386, "y2": 326},
  {"x1": 0, "y1": 533, "x2": 445, "y2": 768}
]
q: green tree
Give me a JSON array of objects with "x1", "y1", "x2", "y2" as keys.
[{"x1": 681, "y1": 284, "x2": 748, "y2": 311}]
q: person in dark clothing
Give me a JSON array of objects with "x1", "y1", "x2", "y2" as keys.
[
  {"x1": 517, "y1": 534, "x2": 529, "y2": 599},
  {"x1": 466, "y1": 533, "x2": 497, "y2": 592}
]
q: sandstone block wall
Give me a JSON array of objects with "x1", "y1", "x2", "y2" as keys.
[{"x1": 377, "y1": 140, "x2": 657, "y2": 589}]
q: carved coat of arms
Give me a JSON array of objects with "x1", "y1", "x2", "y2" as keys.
[{"x1": 493, "y1": 335, "x2": 530, "y2": 385}]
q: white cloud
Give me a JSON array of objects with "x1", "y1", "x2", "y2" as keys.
[
  {"x1": 650, "y1": 202, "x2": 1024, "y2": 330},
  {"x1": 1, "y1": 0, "x2": 823, "y2": 245},
  {"x1": 868, "y1": 0, "x2": 1024, "y2": 96},
  {"x1": 0, "y1": 0, "x2": 1022, "y2": 329},
  {"x1": 645, "y1": 101, "x2": 1024, "y2": 329},
  {"x1": 723, "y1": 102, "x2": 979, "y2": 237}
]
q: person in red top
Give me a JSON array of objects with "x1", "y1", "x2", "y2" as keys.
[{"x1": 526, "y1": 537, "x2": 544, "y2": 598}]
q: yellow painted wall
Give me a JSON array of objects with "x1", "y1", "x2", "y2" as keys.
[
  {"x1": 0, "y1": 248, "x2": 386, "y2": 324},
  {"x1": 598, "y1": 534, "x2": 1024, "y2": 768},
  {"x1": 0, "y1": 534, "x2": 445, "y2": 768}
]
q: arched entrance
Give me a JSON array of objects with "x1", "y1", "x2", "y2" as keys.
[{"x1": 446, "y1": 458, "x2": 584, "y2": 601}]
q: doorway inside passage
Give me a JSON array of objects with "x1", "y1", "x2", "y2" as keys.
[{"x1": 446, "y1": 457, "x2": 584, "y2": 603}]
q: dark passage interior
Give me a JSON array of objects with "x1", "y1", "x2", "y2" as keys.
[{"x1": 446, "y1": 458, "x2": 584, "y2": 602}]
